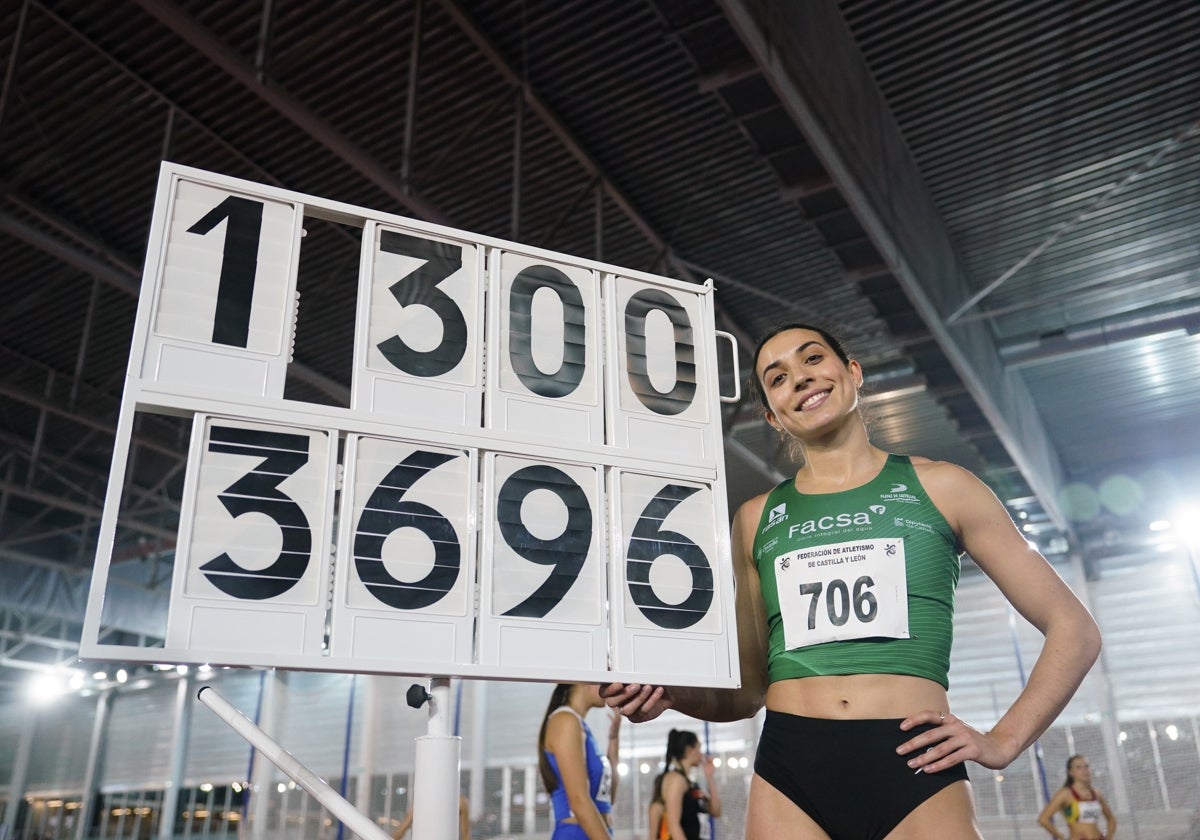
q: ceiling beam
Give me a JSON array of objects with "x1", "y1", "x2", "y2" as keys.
[
  {"x1": 129, "y1": 0, "x2": 757, "y2": 364},
  {"x1": 1, "y1": 196, "x2": 351, "y2": 404},
  {"x1": 1000, "y1": 300, "x2": 1200, "y2": 367},
  {"x1": 435, "y1": 0, "x2": 757, "y2": 356},
  {"x1": 0, "y1": 481, "x2": 175, "y2": 542},
  {"x1": 715, "y1": 0, "x2": 1072, "y2": 531},
  {"x1": 130, "y1": 0, "x2": 451, "y2": 227}
]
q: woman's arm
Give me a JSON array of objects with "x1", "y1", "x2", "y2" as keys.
[
  {"x1": 458, "y1": 794, "x2": 471, "y2": 840},
  {"x1": 660, "y1": 772, "x2": 689, "y2": 840},
  {"x1": 392, "y1": 809, "x2": 413, "y2": 840},
  {"x1": 1099, "y1": 792, "x2": 1117, "y2": 838},
  {"x1": 647, "y1": 801, "x2": 664, "y2": 840},
  {"x1": 603, "y1": 496, "x2": 771, "y2": 722},
  {"x1": 901, "y1": 463, "x2": 1102, "y2": 774},
  {"x1": 701, "y1": 755, "x2": 722, "y2": 818},
  {"x1": 606, "y1": 708, "x2": 621, "y2": 802},
  {"x1": 1035, "y1": 788, "x2": 1067, "y2": 839},
  {"x1": 545, "y1": 713, "x2": 611, "y2": 840}
]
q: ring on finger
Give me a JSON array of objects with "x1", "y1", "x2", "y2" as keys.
[{"x1": 938, "y1": 711, "x2": 946, "y2": 723}]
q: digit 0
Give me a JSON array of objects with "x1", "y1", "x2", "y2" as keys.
[
  {"x1": 624, "y1": 288, "x2": 697, "y2": 415},
  {"x1": 508, "y1": 265, "x2": 586, "y2": 397}
]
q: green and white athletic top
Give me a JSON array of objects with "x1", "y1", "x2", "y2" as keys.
[{"x1": 752, "y1": 454, "x2": 961, "y2": 688}]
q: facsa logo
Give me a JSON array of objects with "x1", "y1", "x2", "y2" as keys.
[
  {"x1": 788, "y1": 509, "x2": 874, "y2": 537},
  {"x1": 870, "y1": 505, "x2": 886, "y2": 515}
]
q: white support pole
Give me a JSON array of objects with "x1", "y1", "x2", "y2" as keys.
[
  {"x1": 468, "y1": 679, "x2": 487, "y2": 824},
  {"x1": 248, "y1": 670, "x2": 283, "y2": 838},
  {"x1": 3, "y1": 705, "x2": 36, "y2": 839},
  {"x1": 356, "y1": 675, "x2": 380, "y2": 816},
  {"x1": 1068, "y1": 551, "x2": 1132, "y2": 816},
  {"x1": 158, "y1": 674, "x2": 194, "y2": 838},
  {"x1": 75, "y1": 690, "x2": 111, "y2": 840},
  {"x1": 412, "y1": 677, "x2": 461, "y2": 840},
  {"x1": 523, "y1": 765, "x2": 536, "y2": 836},
  {"x1": 196, "y1": 685, "x2": 391, "y2": 840}
]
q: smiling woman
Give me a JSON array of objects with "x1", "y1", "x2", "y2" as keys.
[{"x1": 604, "y1": 323, "x2": 1103, "y2": 840}]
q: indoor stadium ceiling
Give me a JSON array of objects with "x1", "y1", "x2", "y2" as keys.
[{"x1": 1, "y1": 0, "x2": 1198, "y2": 698}]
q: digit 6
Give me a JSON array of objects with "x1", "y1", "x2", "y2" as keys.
[{"x1": 626, "y1": 484, "x2": 713, "y2": 629}]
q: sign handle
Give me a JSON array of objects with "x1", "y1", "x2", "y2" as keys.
[{"x1": 715, "y1": 330, "x2": 742, "y2": 404}]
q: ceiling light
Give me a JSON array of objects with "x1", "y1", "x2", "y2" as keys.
[{"x1": 29, "y1": 673, "x2": 65, "y2": 704}]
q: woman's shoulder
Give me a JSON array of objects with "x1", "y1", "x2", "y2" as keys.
[
  {"x1": 735, "y1": 490, "x2": 772, "y2": 522},
  {"x1": 909, "y1": 457, "x2": 987, "y2": 495},
  {"x1": 545, "y1": 707, "x2": 584, "y2": 738}
]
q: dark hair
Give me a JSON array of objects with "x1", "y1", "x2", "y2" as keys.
[
  {"x1": 1064, "y1": 754, "x2": 1085, "y2": 789},
  {"x1": 663, "y1": 728, "x2": 700, "y2": 770},
  {"x1": 651, "y1": 770, "x2": 666, "y2": 805},
  {"x1": 747, "y1": 322, "x2": 852, "y2": 414},
  {"x1": 537, "y1": 684, "x2": 576, "y2": 793}
]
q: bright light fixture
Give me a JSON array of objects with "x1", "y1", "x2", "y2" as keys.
[{"x1": 29, "y1": 673, "x2": 66, "y2": 704}]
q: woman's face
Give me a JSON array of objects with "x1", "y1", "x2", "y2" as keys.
[
  {"x1": 1069, "y1": 757, "x2": 1092, "y2": 784},
  {"x1": 683, "y1": 741, "x2": 702, "y2": 767},
  {"x1": 755, "y1": 328, "x2": 862, "y2": 439},
  {"x1": 577, "y1": 683, "x2": 603, "y2": 708}
]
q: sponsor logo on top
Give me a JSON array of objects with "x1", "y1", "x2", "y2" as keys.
[
  {"x1": 761, "y1": 502, "x2": 789, "y2": 534},
  {"x1": 880, "y1": 481, "x2": 920, "y2": 505}
]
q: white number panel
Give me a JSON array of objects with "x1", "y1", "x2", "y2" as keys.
[
  {"x1": 606, "y1": 274, "x2": 716, "y2": 460},
  {"x1": 609, "y1": 469, "x2": 729, "y2": 680},
  {"x1": 485, "y1": 249, "x2": 604, "y2": 445},
  {"x1": 166, "y1": 415, "x2": 336, "y2": 657},
  {"x1": 352, "y1": 221, "x2": 485, "y2": 429},
  {"x1": 82, "y1": 163, "x2": 740, "y2": 688},
  {"x1": 330, "y1": 435, "x2": 477, "y2": 667},
  {"x1": 137, "y1": 178, "x2": 302, "y2": 398},
  {"x1": 478, "y1": 454, "x2": 607, "y2": 673}
]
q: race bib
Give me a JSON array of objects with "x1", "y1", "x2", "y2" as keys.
[
  {"x1": 596, "y1": 755, "x2": 613, "y2": 807},
  {"x1": 774, "y1": 538, "x2": 909, "y2": 649}
]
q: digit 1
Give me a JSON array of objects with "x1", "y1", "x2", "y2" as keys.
[
  {"x1": 509, "y1": 265, "x2": 586, "y2": 397},
  {"x1": 376, "y1": 230, "x2": 469, "y2": 377},
  {"x1": 497, "y1": 464, "x2": 592, "y2": 617},
  {"x1": 624, "y1": 288, "x2": 697, "y2": 415},
  {"x1": 187, "y1": 196, "x2": 264, "y2": 348}
]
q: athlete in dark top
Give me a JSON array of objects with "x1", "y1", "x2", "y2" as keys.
[
  {"x1": 604, "y1": 324, "x2": 1101, "y2": 839},
  {"x1": 653, "y1": 729, "x2": 721, "y2": 840}
]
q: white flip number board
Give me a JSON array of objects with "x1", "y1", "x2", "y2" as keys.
[{"x1": 81, "y1": 162, "x2": 742, "y2": 686}]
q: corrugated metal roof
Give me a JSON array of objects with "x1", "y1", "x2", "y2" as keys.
[{"x1": 1, "y1": 0, "x2": 1197, "y2": 701}]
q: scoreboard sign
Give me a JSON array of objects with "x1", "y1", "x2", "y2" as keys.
[{"x1": 80, "y1": 162, "x2": 741, "y2": 686}]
